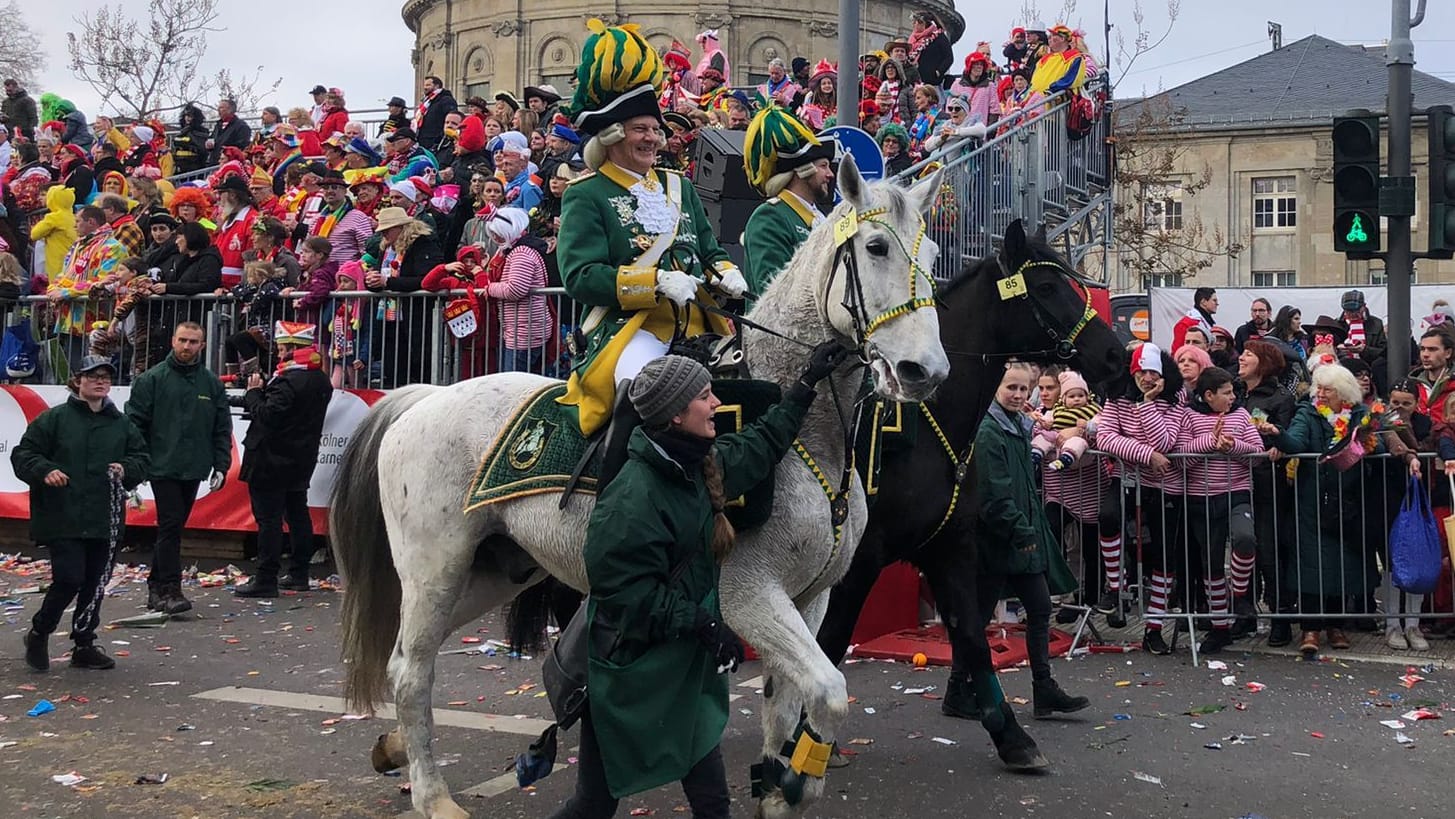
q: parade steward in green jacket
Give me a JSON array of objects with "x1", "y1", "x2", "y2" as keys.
[
  {"x1": 972, "y1": 363, "x2": 1089, "y2": 718},
  {"x1": 551, "y1": 344, "x2": 847, "y2": 818},
  {"x1": 15, "y1": 356, "x2": 149, "y2": 672}
]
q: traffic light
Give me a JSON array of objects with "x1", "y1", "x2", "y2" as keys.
[
  {"x1": 1332, "y1": 112, "x2": 1382, "y2": 255},
  {"x1": 1428, "y1": 105, "x2": 1455, "y2": 259}
]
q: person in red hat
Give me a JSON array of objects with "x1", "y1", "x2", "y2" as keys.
[
  {"x1": 798, "y1": 60, "x2": 838, "y2": 129},
  {"x1": 947, "y1": 52, "x2": 1002, "y2": 127}
]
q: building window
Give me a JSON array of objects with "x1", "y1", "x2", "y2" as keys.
[
  {"x1": 1368, "y1": 267, "x2": 1418, "y2": 285},
  {"x1": 1251, "y1": 270, "x2": 1297, "y2": 287},
  {"x1": 1145, "y1": 272, "x2": 1184, "y2": 288},
  {"x1": 1252, "y1": 176, "x2": 1297, "y2": 230},
  {"x1": 1142, "y1": 182, "x2": 1183, "y2": 230}
]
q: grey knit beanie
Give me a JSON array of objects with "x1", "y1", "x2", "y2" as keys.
[{"x1": 629, "y1": 355, "x2": 712, "y2": 428}]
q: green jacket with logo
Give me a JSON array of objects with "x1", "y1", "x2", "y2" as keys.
[
  {"x1": 11, "y1": 397, "x2": 149, "y2": 542},
  {"x1": 973, "y1": 401, "x2": 1076, "y2": 592},
  {"x1": 125, "y1": 353, "x2": 232, "y2": 481},
  {"x1": 583, "y1": 393, "x2": 810, "y2": 798}
]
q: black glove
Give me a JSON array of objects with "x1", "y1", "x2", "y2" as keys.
[
  {"x1": 694, "y1": 611, "x2": 745, "y2": 673},
  {"x1": 801, "y1": 340, "x2": 853, "y2": 385}
]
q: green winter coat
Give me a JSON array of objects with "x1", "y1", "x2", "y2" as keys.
[
  {"x1": 743, "y1": 194, "x2": 816, "y2": 296},
  {"x1": 972, "y1": 402, "x2": 1077, "y2": 593},
  {"x1": 583, "y1": 394, "x2": 810, "y2": 798},
  {"x1": 1272, "y1": 402, "x2": 1380, "y2": 599},
  {"x1": 125, "y1": 353, "x2": 232, "y2": 481},
  {"x1": 11, "y1": 397, "x2": 149, "y2": 542}
]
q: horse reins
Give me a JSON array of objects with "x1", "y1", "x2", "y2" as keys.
[{"x1": 940, "y1": 258, "x2": 1099, "y2": 362}]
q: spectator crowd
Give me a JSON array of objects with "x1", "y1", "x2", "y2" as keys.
[
  {"x1": 0, "y1": 15, "x2": 1099, "y2": 387},
  {"x1": 1030, "y1": 285, "x2": 1455, "y2": 660}
]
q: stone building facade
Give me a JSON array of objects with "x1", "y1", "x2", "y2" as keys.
[
  {"x1": 400, "y1": 0, "x2": 964, "y2": 102},
  {"x1": 1104, "y1": 35, "x2": 1455, "y2": 293}
]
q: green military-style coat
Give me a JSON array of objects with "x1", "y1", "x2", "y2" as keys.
[
  {"x1": 556, "y1": 161, "x2": 738, "y2": 435},
  {"x1": 742, "y1": 192, "x2": 819, "y2": 296},
  {"x1": 972, "y1": 401, "x2": 1077, "y2": 592},
  {"x1": 583, "y1": 394, "x2": 810, "y2": 798}
]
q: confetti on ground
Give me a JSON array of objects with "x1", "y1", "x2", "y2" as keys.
[
  {"x1": 931, "y1": 737, "x2": 957, "y2": 745},
  {"x1": 847, "y1": 738, "x2": 874, "y2": 745},
  {"x1": 1246, "y1": 682, "x2": 1266, "y2": 693},
  {"x1": 51, "y1": 772, "x2": 87, "y2": 787},
  {"x1": 1132, "y1": 771, "x2": 1163, "y2": 787}
]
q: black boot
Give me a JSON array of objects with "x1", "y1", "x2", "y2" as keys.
[
  {"x1": 23, "y1": 628, "x2": 48, "y2": 672},
  {"x1": 234, "y1": 576, "x2": 279, "y2": 598},
  {"x1": 1142, "y1": 627, "x2": 1172, "y2": 655},
  {"x1": 70, "y1": 644, "x2": 116, "y2": 670},
  {"x1": 1229, "y1": 597, "x2": 1257, "y2": 639},
  {"x1": 147, "y1": 584, "x2": 165, "y2": 612},
  {"x1": 278, "y1": 574, "x2": 312, "y2": 592},
  {"x1": 1198, "y1": 627, "x2": 1235, "y2": 655},
  {"x1": 941, "y1": 678, "x2": 983, "y2": 720},
  {"x1": 160, "y1": 583, "x2": 192, "y2": 614},
  {"x1": 1033, "y1": 678, "x2": 1090, "y2": 718},
  {"x1": 984, "y1": 702, "x2": 1049, "y2": 771},
  {"x1": 1267, "y1": 619, "x2": 1293, "y2": 647}
]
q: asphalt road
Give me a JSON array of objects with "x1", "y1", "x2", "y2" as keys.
[{"x1": 2, "y1": 556, "x2": 1453, "y2": 819}]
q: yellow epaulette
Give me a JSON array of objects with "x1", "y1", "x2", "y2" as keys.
[{"x1": 565, "y1": 171, "x2": 597, "y2": 186}]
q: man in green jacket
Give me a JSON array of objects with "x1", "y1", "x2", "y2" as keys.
[
  {"x1": 742, "y1": 106, "x2": 837, "y2": 295},
  {"x1": 551, "y1": 344, "x2": 845, "y2": 815},
  {"x1": 14, "y1": 356, "x2": 149, "y2": 671},
  {"x1": 125, "y1": 321, "x2": 233, "y2": 614}
]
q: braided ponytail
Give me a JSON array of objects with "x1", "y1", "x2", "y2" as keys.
[{"x1": 701, "y1": 453, "x2": 736, "y2": 563}]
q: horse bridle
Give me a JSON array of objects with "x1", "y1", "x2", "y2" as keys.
[
  {"x1": 942, "y1": 256, "x2": 1099, "y2": 362},
  {"x1": 824, "y1": 206, "x2": 940, "y2": 353}
]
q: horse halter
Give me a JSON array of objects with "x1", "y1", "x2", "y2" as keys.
[
  {"x1": 826, "y1": 206, "x2": 939, "y2": 353},
  {"x1": 981, "y1": 257, "x2": 1098, "y2": 361}
]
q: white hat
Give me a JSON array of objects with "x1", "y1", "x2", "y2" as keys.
[
  {"x1": 1130, "y1": 343, "x2": 1163, "y2": 376},
  {"x1": 132, "y1": 124, "x2": 155, "y2": 143}
]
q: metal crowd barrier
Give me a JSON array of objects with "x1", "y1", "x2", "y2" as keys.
[
  {"x1": 4, "y1": 288, "x2": 585, "y2": 388},
  {"x1": 1040, "y1": 450, "x2": 1455, "y2": 664},
  {"x1": 889, "y1": 84, "x2": 1112, "y2": 280}
]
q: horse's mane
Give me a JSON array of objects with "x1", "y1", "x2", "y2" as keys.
[{"x1": 937, "y1": 233, "x2": 1067, "y2": 301}]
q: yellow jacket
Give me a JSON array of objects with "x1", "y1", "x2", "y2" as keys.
[{"x1": 29, "y1": 186, "x2": 77, "y2": 277}]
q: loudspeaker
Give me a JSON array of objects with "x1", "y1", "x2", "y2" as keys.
[
  {"x1": 693, "y1": 128, "x2": 758, "y2": 201},
  {"x1": 701, "y1": 195, "x2": 758, "y2": 248}
]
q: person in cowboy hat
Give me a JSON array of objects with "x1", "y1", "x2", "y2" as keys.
[
  {"x1": 555, "y1": 19, "x2": 747, "y2": 437},
  {"x1": 382, "y1": 95, "x2": 411, "y2": 137},
  {"x1": 15, "y1": 355, "x2": 149, "y2": 672},
  {"x1": 232, "y1": 321, "x2": 333, "y2": 598},
  {"x1": 524, "y1": 84, "x2": 563, "y2": 115},
  {"x1": 741, "y1": 106, "x2": 836, "y2": 295},
  {"x1": 493, "y1": 91, "x2": 521, "y2": 122}
]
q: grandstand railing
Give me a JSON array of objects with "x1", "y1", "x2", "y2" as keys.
[{"x1": 888, "y1": 85, "x2": 1113, "y2": 278}]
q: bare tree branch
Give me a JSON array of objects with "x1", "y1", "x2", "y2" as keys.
[
  {"x1": 1111, "y1": 0, "x2": 1180, "y2": 91},
  {"x1": 0, "y1": 0, "x2": 46, "y2": 87},
  {"x1": 65, "y1": 0, "x2": 224, "y2": 119}
]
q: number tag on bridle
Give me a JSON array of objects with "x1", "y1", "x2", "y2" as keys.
[
  {"x1": 997, "y1": 272, "x2": 1027, "y2": 300},
  {"x1": 833, "y1": 209, "x2": 859, "y2": 247}
]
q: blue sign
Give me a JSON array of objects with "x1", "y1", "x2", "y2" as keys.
[{"x1": 821, "y1": 125, "x2": 884, "y2": 185}]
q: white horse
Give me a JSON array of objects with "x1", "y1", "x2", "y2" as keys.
[{"x1": 331, "y1": 154, "x2": 948, "y2": 819}]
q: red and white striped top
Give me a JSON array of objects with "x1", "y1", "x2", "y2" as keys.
[
  {"x1": 1095, "y1": 398, "x2": 1186, "y2": 493},
  {"x1": 1175, "y1": 407, "x2": 1265, "y2": 495},
  {"x1": 1042, "y1": 454, "x2": 1108, "y2": 523},
  {"x1": 487, "y1": 244, "x2": 552, "y2": 349}
]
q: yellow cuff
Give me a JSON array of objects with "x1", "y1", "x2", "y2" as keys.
[
  {"x1": 788, "y1": 732, "x2": 833, "y2": 778},
  {"x1": 616, "y1": 265, "x2": 659, "y2": 311},
  {"x1": 709, "y1": 260, "x2": 740, "y2": 281}
]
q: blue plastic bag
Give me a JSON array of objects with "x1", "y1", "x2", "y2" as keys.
[{"x1": 1390, "y1": 475, "x2": 1442, "y2": 593}]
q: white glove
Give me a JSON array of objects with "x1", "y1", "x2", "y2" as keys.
[
  {"x1": 655, "y1": 269, "x2": 699, "y2": 307},
  {"x1": 208, "y1": 469, "x2": 226, "y2": 492},
  {"x1": 714, "y1": 267, "x2": 748, "y2": 298}
]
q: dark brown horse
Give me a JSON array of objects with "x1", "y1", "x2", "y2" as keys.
[{"x1": 815, "y1": 219, "x2": 1126, "y2": 768}]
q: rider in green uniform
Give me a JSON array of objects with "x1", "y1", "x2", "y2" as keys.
[
  {"x1": 555, "y1": 20, "x2": 747, "y2": 436},
  {"x1": 741, "y1": 106, "x2": 837, "y2": 296}
]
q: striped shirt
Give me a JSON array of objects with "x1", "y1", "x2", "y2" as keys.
[
  {"x1": 1175, "y1": 407, "x2": 1265, "y2": 496},
  {"x1": 1051, "y1": 400, "x2": 1101, "y2": 430},
  {"x1": 487, "y1": 243, "x2": 552, "y2": 349},
  {"x1": 1095, "y1": 398, "x2": 1186, "y2": 493}
]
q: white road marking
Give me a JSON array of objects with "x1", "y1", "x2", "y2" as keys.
[{"x1": 191, "y1": 686, "x2": 553, "y2": 737}]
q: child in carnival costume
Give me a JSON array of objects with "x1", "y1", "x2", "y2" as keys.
[{"x1": 555, "y1": 19, "x2": 747, "y2": 436}]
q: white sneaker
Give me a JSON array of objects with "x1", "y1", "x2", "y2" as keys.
[
  {"x1": 1386, "y1": 628, "x2": 1409, "y2": 650},
  {"x1": 1405, "y1": 626, "x2": 1430, "y2": 651}
]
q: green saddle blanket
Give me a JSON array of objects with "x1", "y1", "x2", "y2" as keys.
[{"x1": 464, "y1": 379, "x2": 783, "y2": 530}]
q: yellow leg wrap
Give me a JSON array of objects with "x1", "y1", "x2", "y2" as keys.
[{"x1": 788, "y1": 732, "x2": 833, "y2": 778}]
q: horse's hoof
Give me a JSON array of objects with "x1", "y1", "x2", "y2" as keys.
[
  {"x1": 371, "y1": 731, "x2": 408, "y2": 773},
  {"x1": 755, "y1": 793, "x2": 793, "y2": 819},
  {"x1": 1000, "y1": 746, "x2": 1052, "y2": 772},
  {"x1": 422, "y1": 795, "x2": 470, "y2": 819}
]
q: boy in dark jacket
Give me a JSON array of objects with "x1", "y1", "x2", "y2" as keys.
[{"x1": 14, "y1": 356, "x2": 149, "y2": 671}]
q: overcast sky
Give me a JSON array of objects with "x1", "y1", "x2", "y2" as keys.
[{"x1": 19, "y1": 0, "x2": 1455, "y2": 116}]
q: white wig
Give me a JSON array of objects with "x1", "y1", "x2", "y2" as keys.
[{"x1": 1310, "y1": 363, "x2": 1364, "y2": 406}]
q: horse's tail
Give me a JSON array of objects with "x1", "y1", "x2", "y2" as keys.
[
  {"x1": 332, "y1": 385, "x2": 439, "y2": 714},
  {"x1": 505, "y1": 576, "x2": 583, "y2": 655}
]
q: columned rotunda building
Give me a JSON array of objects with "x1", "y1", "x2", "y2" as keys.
[{"x1": 401, "y1": 0, "x2": 964, "y2": 100}]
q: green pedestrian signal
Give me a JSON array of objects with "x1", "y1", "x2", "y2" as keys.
[{"x1": 1346, "y1": 214, "x2": 1368, "y2": 244}]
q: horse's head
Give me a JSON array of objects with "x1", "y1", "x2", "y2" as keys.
[
  {"x1": 821, "y1": 154, "x2": 950, "y2": 402},
  {"x1": 940, "y1": 219, "x2": 1125, "y2": 383}
]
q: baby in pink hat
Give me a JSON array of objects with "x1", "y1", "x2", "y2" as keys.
[{"x1": 1031, "y1": 369, "x2": 1101, "y2": 470}]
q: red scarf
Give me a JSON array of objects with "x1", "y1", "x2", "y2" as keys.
[
  {"x1": 909, "y1": 24, "x2": 942, "y2": 63},
  {"x1": 275, "y1": 346, "x2": 324, "y2": 376}
]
